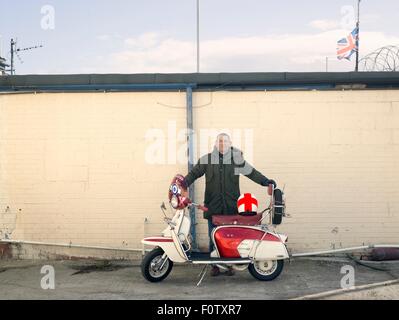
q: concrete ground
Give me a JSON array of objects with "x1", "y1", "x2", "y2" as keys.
[
  {"x1": 321, "y1": 283, "x2": 399, "y2": 300},
  {"x1": 0, "y1": 258, "x2": 398, "y2": 300}
]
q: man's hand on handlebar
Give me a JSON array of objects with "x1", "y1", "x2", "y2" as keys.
[
  {"x1": 188, "y1": 202, "x2": 208, "y2": 212},
  {"x1": 197, "y1": 204, "x2": 208, "y2": 212},
  {"x1": 262, "y1": 179, "x2": 277, "y2": 189}
]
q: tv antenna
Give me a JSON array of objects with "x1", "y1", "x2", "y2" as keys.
[{"x1": 9, "y1": 38, "x2": 43, "y2": 75}]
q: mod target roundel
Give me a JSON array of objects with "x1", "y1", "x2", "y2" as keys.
[{"x1": 171, "y1": 184, "x2": 180, "y2": 195}]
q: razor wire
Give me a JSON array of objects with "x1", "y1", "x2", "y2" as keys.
[{"x1": 360, "y1": 45, "x2": 399, "y2": 71}]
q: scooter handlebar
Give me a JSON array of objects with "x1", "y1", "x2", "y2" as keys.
[
  {"x1": 189, "y1": 202, "x2": 208, "y2": 212},
  {"x1": 197, "y1": 205, "x2": 208, "y2": 212},
  {"x1": 267, "y1": 184, "x2": 274, "y2": 196}
]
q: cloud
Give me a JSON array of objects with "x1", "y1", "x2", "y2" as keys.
[
  {"x1": 309, "y1": 19, "x2": 340, "y2": 31},
  {"x1": 362, "y1": 13, "x2": 381, "y2": 25},
  {"x1": 308, "y1": 13, "x2": 381, "y2": 32},
  {"x1": 124, "y1": 32, "x2": 161, "y2": 49},
  {"x1": 85, "y1": 30, "x2": 399, "y2": 73},
  {"x1": 111, "y1": 34, "x2": 196, "y2": 73}
]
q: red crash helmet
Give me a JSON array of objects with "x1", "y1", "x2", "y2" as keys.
[
  {"x1": 237, "y1": 193, "x2": 258, "y2": 216},
  {"x1": 168, "y1": 174, "x2": 189, "y2": 209}
]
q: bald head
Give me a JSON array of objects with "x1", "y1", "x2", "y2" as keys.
[{"x1": 215, "y1": 133, "x2": 232, "y2": 154}]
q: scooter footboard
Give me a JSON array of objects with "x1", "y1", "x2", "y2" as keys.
[
  {"x1": 141, "y1": 237, "x2": 187, "y2": 263},
  {"x1": 238, "y1": 240, "x2": 289, "y2": 260}
]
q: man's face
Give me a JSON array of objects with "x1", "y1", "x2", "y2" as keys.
[{"x1": 215, "y1": 135, "x2": 231, "y2": 154}]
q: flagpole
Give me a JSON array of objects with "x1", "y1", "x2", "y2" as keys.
[
  {"x1": 196, "y1": 0, "x2": 200, "y2": 73},
  {"x1": 355, "y1": 0, "x2": 361, "y2": 72}
]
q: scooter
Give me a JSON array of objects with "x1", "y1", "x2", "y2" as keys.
[{"x1": 141, "y1": 175, "x2": 289, "y2": 282}]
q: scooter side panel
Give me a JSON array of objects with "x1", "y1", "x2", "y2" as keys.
[
  {"x1": 214, "y1": 227, "x2": 265, "y2": 258},
  {"x1": 253, "y1": 240, "x2": 289, "y2": 260}
]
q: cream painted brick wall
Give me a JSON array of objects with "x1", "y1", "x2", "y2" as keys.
[
  {"x1": 192, "y1": 90, "x2": 399, "y2": 252},
  {"x1": 0, "y1": 92, "x2": 188, "y2": 249},
  {"x1": 1, "y1": 89, "x2": 399, "y2": 255}
]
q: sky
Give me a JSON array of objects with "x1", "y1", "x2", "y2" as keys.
[{"x1": 0, "y1": 0, "x2": 399, "y2": 74}]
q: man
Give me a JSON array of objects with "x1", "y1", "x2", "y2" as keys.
[{"x1": 184, "y1": 133, "x2": 276, "y2": 276}]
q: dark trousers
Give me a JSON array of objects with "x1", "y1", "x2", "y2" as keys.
[{"x1": 208, "y1": 219, "x2": 216, "y2": 252}]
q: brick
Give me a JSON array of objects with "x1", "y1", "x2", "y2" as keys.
[
  {"x1": 330, "y1": 129, "x2": 361, "y2": 145},
  {"x1": 394, "y1": 130, "x2": 399, "y2": 145},
  {"x1": 375, "y1": 114, "x2": 399, "y2": 129},
  {"x1": 361, "y1": 129, "x2": 392, "y2": 145}
]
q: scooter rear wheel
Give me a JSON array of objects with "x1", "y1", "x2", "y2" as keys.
[
  {"x1": 248, "y1": 260, "x2": 284, "y2": 281},
  {"x1": 141, "y1": 248, "x2": 173, "y2": 282}
]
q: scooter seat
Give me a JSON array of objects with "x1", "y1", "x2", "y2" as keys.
[{"x1": 212, "y1": 214, "x2": 262, "y2": 226}]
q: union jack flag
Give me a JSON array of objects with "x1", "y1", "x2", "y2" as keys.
[{"x1": 337, "y1": 27, "x2": 359, "y2": 60}]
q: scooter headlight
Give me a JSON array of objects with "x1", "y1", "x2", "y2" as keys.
[
  {"x1": 170, "y1": 183, "x2": 181, "y2": 195},
  {"x1": 170, "y1": 195, "x2": 179, "y2": 209}
]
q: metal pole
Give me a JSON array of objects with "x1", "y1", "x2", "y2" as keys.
[
  {"x1": 355, "y1": 0, "x2": 361, "y2": 72},
  {"x1": 186, "y1": 86, "x2": 197, "y2": 249},
  {"x1": 326, "y1": 57, "x2": 328, "y2": 72},
  {"x1": 291, "y1": 244, "x2": 399, "y2": 258},
  {"x1": 293, "y1": 279, "x2": 399, "y2": 300},
  {"x1": 0, "y1": 239, "x2": 146, "y2": 252},
  {"x1": 10, "y1": 39, "x2": 14, "y2": 75},
  {"x1": 196, "y1": 0, "x2": 200, "y2": 73}
]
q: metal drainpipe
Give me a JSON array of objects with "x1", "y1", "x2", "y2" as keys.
[
  {"x1": 0, "y1": 239, "x2": 147, "y2": 252},
  {"x1": 186, "y1": 86, "x2": 197, "y2": 249},
  {"x1": 290, "y1": 244, "x2": 399, "y2": 258}
]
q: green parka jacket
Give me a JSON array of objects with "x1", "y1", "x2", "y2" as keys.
[{"x1": 184, "y1": 147, "x2": 271, "y2": 219}]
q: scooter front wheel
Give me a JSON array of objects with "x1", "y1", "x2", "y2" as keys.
[
  {"x1": 141, "y1": 248, "x2": 173, "y2": 282},
  {"x1": 248, "y1": 260, "x2": 284, "y2": 281}
]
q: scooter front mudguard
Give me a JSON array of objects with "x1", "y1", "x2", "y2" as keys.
[{"x1": 141, "y1": 237, "x2": 187, "y2": 263}]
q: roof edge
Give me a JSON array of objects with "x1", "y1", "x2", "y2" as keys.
[{"x1": 1, "y1": 72, "x2": 399, "y2": 91}]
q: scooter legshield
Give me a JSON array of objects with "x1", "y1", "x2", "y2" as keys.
[{"x1": 141, "y1": 237, "x2": 187, "y2": 263}]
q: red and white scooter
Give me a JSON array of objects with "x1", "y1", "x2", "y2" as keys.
[{"x1": 141, "y1": 175, "x2": 289, "y2": 282}]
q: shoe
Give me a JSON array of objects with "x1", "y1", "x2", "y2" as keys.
[
  {"x1": 210, "y1": 266, "x2": 220, "y2": 277},
  {"x1": 225, "y1": 267, "x2": 235, "y2": 276}
]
